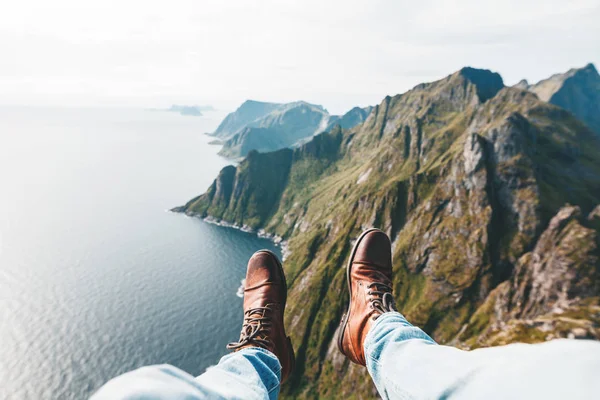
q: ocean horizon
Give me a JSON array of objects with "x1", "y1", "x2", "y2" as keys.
[{"x1": 0, "y1": 106, "x2": 282, "y2": 399}]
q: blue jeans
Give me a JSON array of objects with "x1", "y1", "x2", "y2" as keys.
[
  {"x1": 92, "y1": 312, "x2": 600, "y2": 399},
  {"x1": 365, "y1": 313, "x2": 600, "y2": 399}
]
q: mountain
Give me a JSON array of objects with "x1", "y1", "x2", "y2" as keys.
[
  {"x1": 175, "y1": 66, "x2": 600, "y2": 398},
  {"x1": 211, "y1": 100, "x2": 283, "y2": 139},
  {"x1": 148, "y1": 104, "x2": 213, "y2": 116},
  {"x1": 167, "y1": 105, "x2": 203, "y2": 116},
  {"x1": 326, "y1": 106, "x2": 373, "y2": 130},
  {"x1": 517, "y1": 63, "x2": 600, "y2": 133},
  {"x1": 211, "y1": 100, "x2": 373, "y2": 159},
  {"x1": 218, "y1": 101, "x2": 330, "y2": 159}
]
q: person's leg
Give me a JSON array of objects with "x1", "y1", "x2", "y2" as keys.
[
  {"x1": 92, "y1": 250, "x2": 294, "y2": 400},
  {"x1": 336, "y1": 229, "x2": 600, "y2": 400},
  {"x1": 92, "y1": 347, "x2": 281, "y2": 400},
  {"x1": 364, "y1": 311, "x2": 600, "y2": 399}
]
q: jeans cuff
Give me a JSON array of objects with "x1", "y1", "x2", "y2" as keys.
[
  {"x1": 220, "y1": 346, "x2": 282, "y2": 376},
  {"x1": 234, "y1": 346, "x2": 279, "y2": 359},
  {"x1": 364, "y1": 311, "x2": 406, "y2": 356}
]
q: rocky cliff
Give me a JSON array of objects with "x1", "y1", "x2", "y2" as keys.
[{"x1": 176, "y1": 66, "x2": 600, "y2": 398}]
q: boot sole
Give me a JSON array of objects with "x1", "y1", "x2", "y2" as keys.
[
  {"x1": 336, "y1": 228, "x2": 383, "y2": 357},
  {"x1": 254, "y1": 249, "x2": 296, "y2": 382}
]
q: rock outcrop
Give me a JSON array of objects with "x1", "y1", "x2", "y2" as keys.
[{"x1": 460, "y1": 205, "x2": 600, "y2": 347}]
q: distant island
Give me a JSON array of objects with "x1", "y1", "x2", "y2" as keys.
[
  {"x1": 149, "y1": 104, "x2": 215, "y2": 117},
  {"x1": 167, "y1": 105, "x2": 204, "y2": 116}
]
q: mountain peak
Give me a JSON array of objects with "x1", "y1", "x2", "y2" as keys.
[
  {"x1": 514, "y1": 79, "x2": 530, "y2": 90},
  {"x1": 278, "y1": 101, "x2": 327, "y2": 113},
  {"x1": 567, "y1": 62, "x2": 598, "y2": 77},
  {"x1": 526, "y1": 62, "x2": 600, "y2": 133},
  {"x1": 211, "y1": 100, "x2": 283, "y2": 139},
  {"x1": 239, "y1": 99, "x2": 280, "y2": 107},
  {"x1": 582, "y1": 63, "x2": 598, "y2": 74},
  {"x1": 456, "y1": 67, "x2": 505, "y2": 102}
]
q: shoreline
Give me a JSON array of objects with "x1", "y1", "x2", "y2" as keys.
[{"x1": 172, "y1": 210, "x2": 290, "y2": 261}]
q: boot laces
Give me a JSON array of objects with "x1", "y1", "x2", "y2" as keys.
[
  {"x1": 367, "y1": 282, "x2": 396, "y2": 320},
  {"x1": 227, "y1": 306, "x2": 273, "y2": 350}
]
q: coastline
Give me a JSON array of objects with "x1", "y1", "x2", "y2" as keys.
[{"x1": 172, "y1": 210, "x2": 290, "y2": 261}]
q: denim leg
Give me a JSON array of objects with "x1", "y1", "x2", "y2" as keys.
[
  {"x1": 364, "y1": 312, "x2": 600, "y2": 400},
  {"x1": 91, "y1": 347, "x2": 281, "y2": 400}
]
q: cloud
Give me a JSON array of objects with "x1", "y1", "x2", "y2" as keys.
[{"x1": 0, "y1": 0, "x2": 598, "y2": 113}]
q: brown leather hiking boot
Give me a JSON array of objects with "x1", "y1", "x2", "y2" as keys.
[
  {"x1": 337, "y1": 228, "x2": 397, "y2": 366},
  {"x1": 227, "y1": 250, "x2": 295, "y2": 383}
]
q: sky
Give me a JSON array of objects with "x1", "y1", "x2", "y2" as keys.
[{"x1": 1, "y1": 0, "x2": 599, "y2": 114}]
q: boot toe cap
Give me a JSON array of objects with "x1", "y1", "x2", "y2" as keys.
[
  {"x1": 353, "y1": 229, "x2": 392, "y2": 268},
  {"x1": 246, "y1": 250, "x2": 284, "y2": 287}
]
